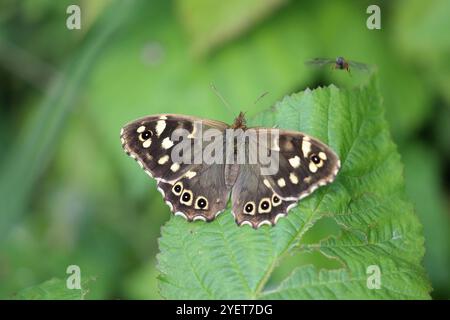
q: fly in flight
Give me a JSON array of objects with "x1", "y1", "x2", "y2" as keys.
[{"x1": 305, "y1": 56, "x2": 370, "y2": 73}]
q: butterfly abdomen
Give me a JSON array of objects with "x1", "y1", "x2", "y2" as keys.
[{"x1": 224, "y1": 164, "x2": 240, "y2": 188}]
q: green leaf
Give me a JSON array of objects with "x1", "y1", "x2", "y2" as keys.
[
  {"x1": 13, "y1": 277, "x2": 92, "y2": 300},
  {"x1": 157, "y1": 76, "x2": 431, "y2": 299}
]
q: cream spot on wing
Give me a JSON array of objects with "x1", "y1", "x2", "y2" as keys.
[
  {"x1": 193, "y1": 216, "x2": 206, "y2": 221},
  {"x1": 137, "y1": 126, "x2": 146, "y2": 133},
  {"x1": 165, "y1": 201, "x2": 173, "y2": 211},
  {"x1": 271, "y1": 194, "x2": 282, "y2": 207},
  {"x1": 194, "y1": 196, "x2": 209, "y2": 210},
  {"x1": 170, "y1": 162, "x2": 180, "y2": 172},
  {"x1": 159, "y1": 115, "x2": 168, "y2": 120},
  {"x1": 142, "y1": 139, "x2": 152, "y2": 148},
  {"x1": 258, "y1": 198, "x2": 272, "y2": 214},
  {"x1": 299, "y1": 192, "x2": 309, "y2": 201},
  {"x1": 316, "y1": 160, "x2": 324, "y2": 168},
  {"x1": 289, "y1": 173, "x2": 299, "y2": 184},
  {"x1": 243, "y1": 201, "x2": 256, "y2": 215},
  {"x1": 288, "y1": 156, "x2": 301, "y2": 168},
  {"x1": 302, "y1": 140, "x2": 312, "y2": 157},
  {"x1": 171, "y1": 181, "x2": 183, "y2": 195},
  {"x1": 274, "y1": 213, "x2": 286, "y2": 224},
  {"x1": 185, "y1": 171, "x2": 197, "y2": 179},
  {"x1": 161, "y1": 137, "x2": 174, "y2": 149},
  {"x1": 145, "y1": 170, "x2": 153, "y2": 178},
  {"x1": 215, "y1": 210, "x2": 224, "y2": 217},
  {"x1": 257, "y1": 220, "x2": 272, "y2": 228},
  {"x1": 319, "y1": 152, "x2": 327, "y2": 160},
  {"x1": 158, "y1": 155, "x2": 169, "y2": 164},
  {"x1": 156, "y1": 120, "x2": 166, "y2": 136},
  {"x1": 334, "y1": 160, "x2": 341, "y2": 175},
  {"x1": 263, "y1": 179, "x2": 271, "y2": 189},
  {"x1": 180, "y1": 190, "x2": 193, "y2": 206},
  {"x1": 175, "y1": 212, "x2": 187, "y2": 219},
  {"x1": 309, "y1": 162, "x2": 318, "y2": 173},
  {"x1": 277, "y1": 178, "x2": 286, "y2": 187},
  {"x1": 304, "y1": 176, "x2": 312, "y2": 183},
  {"x1": 157, "y1": 186, "x2": 165, "y2": 196}
]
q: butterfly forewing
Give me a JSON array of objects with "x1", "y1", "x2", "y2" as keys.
[
  {"x1": 121, "y1": 114, "x2": 232, "y2": 221},
  {"x1": 264, "y1": 132, "x2": 340, "y2": 200},
  {"x1": 120, "y1": 114, "x2": 228, "y2": 182}
]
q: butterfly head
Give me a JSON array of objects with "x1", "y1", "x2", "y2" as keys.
[{"x1": 231, "y1": 112, "x2": 247, "y2": 129}]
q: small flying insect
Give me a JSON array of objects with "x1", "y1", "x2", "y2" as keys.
[{"x1": 305, "y1": 56, "x2": 370, "y2": 74}]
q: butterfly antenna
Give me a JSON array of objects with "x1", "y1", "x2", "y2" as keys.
[
  {"x1": 211, "y1": 83, "x2": 234, "y2": 115},
  {"x1": 254, "y1": 91, "x2": 269, "y2": 105}
]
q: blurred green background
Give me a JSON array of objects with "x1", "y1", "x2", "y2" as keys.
[{"x1": 0, "y1": 0, "x2": 449, "y2": 299}]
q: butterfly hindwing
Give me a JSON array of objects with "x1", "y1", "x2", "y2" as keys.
[
  {"x1": 231, "y1": 164, "x2": 297, "y2": 228},
  {"x1": 157, "y1": 163, "x2": 231, "y2": 221}
]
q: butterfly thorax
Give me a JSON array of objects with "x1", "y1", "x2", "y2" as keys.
[{"x1": 231, "y1": 112, "x2": 247, "y2": 129}]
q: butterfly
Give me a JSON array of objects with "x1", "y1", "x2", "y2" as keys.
[
  {"x1": 120, "y1": 112, "x2": 341, "y2": 229},
  {"x1": 305, "y1": 56, "x2": 370, "y2": 73}
]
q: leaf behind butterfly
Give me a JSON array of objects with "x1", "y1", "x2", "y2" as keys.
[{"x1": 157, "y1": 76, "x2": 431, "y2": 299}]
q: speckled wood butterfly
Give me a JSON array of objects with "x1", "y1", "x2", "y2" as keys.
[{"x1": 120, "y1": 113, "x2": 340, "y2": 228}]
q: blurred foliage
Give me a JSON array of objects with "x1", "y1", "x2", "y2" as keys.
[
  {"x1": 402, "y1": 144, "x2": 450, "y2": 297},
  {"x1": 0, "y1": 0, "x2": 449, "y2": 299},
  {"x1": 176, "y1": 0, "x2": 288, "y2": 56},
  {"x1": 13, "y1": 277, "x2": 93, "y2": 300}
]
